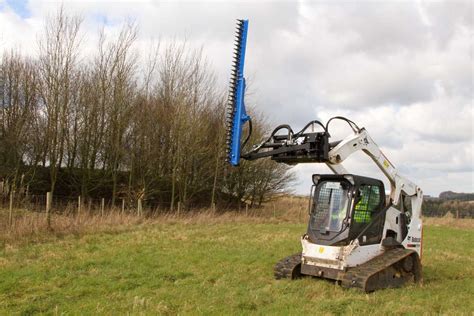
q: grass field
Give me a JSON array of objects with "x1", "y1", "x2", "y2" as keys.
[{"x1": 1, "y1": 216, "x2": 473, "y2": 315}]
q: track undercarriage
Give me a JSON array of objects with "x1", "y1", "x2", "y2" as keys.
[{"x1": 274, "y1": 248, "x2": 422, "y2": 292}]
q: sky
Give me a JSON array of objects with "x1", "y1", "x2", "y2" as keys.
[{"x1": 0, "y1": 0, "x2": 472, "y2": 197}]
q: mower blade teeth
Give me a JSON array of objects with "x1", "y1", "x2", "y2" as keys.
[{"x1": 225, "y1": 19, "x2": 248, "y2": 164}]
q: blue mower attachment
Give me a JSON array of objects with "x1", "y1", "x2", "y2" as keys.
[
  {"x1": 225, "y1": 19, "x2": 250, "y2": 166},
  {"x1": 225, "y1": 20, "x2": 330, "y2": 166}
]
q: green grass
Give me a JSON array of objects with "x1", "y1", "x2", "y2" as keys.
[{"x1": 1, "y1": 221, "x2": 473, "y2": 315}]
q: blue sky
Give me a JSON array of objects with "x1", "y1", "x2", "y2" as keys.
[
  {"x1": 0, "y1": 0, "x2": 472, "y2": 196},
  {"x1": 5, "y1": 0, "x2": 30, "y2": 18}
]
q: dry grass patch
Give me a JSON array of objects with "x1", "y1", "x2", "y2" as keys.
[
  {"x1": 423, "y1": 216, "x2": 474, "y2": 229},
  {"x1": 1, "y1": 196, "x2": 472, "y2": 248},
  {"x1": 0, "y1": 205, "x2": 302, "y2": 247}
]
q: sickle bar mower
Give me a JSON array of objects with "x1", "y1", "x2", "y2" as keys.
[{"x1": 225, "y1": 19, "x2": 250, "y2": 166}]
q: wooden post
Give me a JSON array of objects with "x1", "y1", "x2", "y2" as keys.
[
  {"x1": 121, "y1": 198, "x2": 125, "y2": 215},
  {"x1": 456, "y1": 209, "x2": 459, "y2": 219},
  {"x1": 77, "y1": 196, "x2": 81, "y2": 217},
  {"x1": 46, "y1": 192, "x2": 52, "y2": 229},
  {"x1": 101, "y1": 198, "x2": 105, "y2": 217},
  {"x1": 177, "y1": 201, "x2": 181, "y2": 217},
  {"x1": 20, "y1": 174, "x2": 25, "y2": 194},
  {"x1": 245, "y1": 204, "x2": 249, "y2": 217},
  {"x1": 298, "y1": 196, "x2": 302, "y2": 222},
  {"x1": 8, "y1": 191, "x2": 13, "y2": 228},
  {"x1": 273, "y1": 203, "x2": 276, "y2": 218},
  {"x1": 137, "y1": 198, "x2": 143, "y2": 216}
]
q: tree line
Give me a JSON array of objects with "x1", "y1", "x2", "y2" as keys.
[
  {"x1": 423, "y1": 199, "x2": 473, "y2": 218},
  {"x1": 0, "y1": 10, "x2": 294, "y2": 210}
]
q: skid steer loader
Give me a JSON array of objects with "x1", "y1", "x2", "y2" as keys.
[{"x1": 225, "y1": 19, "x2": 423, "y2": 292}]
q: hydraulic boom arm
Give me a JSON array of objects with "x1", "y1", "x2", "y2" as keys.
[
  {"x1": 242, "y1": 118, "x2": 423, "y2": 221},
  {"x1": 327, "y1": 128, "x2": 420, "y2": 205}
]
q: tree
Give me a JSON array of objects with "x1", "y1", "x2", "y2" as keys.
[{"x1": 37, "y1": 7, "x2": 82, "y2": 194}]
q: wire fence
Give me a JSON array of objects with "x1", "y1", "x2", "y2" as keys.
[
  {"x1": 1, "y1": 188, "x2": 472, "y2": 232},
  {"x1": 0, "y1": 191, "x2": 182, "y2": 218}
]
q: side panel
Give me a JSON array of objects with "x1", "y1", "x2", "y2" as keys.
[
  {"x1": 401, "y1": 194, "x2": 423, "y2": 257},
  {"x1": 382, "y1": 206, "x2": 403, "y2": 242},
  {"x1": 344, "y1": 244, "x2": 382, "y2": 267},
  {"x1": 382, "y1": 204, "x2": 422, "y2": 257}
]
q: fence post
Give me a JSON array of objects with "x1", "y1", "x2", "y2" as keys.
[
  {"x1": 9, "y1": 191, "x2": 13, "y2": 228},
  {"x1": 273, "y1": 203, "x2": 276, "y2": 218},
  {"x1": 46, "y1": 192, "x2": 52, "y2": 229},
  {"x1": 177, "y1": 201, "x2": 181, "y2": 217},
  {"x1": 137, "y1": 198, "x2": 143, "y2": 216},
  {"x1": 245, "y1": 204, "x2": 249, "y2": 217},
  {"x1": 101, "y1": 198, "x2": 105, "y2": 217},
  {"x1": 77, "y1": 196, "x2": 81, "y2": 217},
  {"x1": 121, "y1": 198, "x2": 125, "y2": 215}
]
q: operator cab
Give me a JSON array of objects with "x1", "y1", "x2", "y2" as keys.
[{"x1": 307, "y1": 174, "x2": 386, "y2": 246}]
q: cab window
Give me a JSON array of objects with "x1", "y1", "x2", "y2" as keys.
[
  {"x1": 352, "y1": 184, "x2": 384, "y2": 244},
  {"x1": 310, "y1": 181, "x2": 350, "y2": 232},
  {"x1": 354, "y1": 185, "x2": 382, "y2": 223}
]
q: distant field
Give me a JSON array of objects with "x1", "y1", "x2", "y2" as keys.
[{"x1": 0, "y1": 216, "x2": 473, "y2": 315}]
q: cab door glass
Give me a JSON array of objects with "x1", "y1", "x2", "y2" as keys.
[
  {"x1": 310, "y1": 181, "x2": 350, "y2": 232},
  {"x1": 353, "y1": 184, "x2": 383, "y2": 243},
  {"x1": 354, "y1": 185, "x2": 381, "y2": 223}
]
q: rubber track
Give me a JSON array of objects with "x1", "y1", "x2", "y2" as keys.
[
  {"x1": 274, "y1": 253, "x2": 302, "y2": 280},
  {"x1": 341, "y1": 247, "x2": 421, "y2": 291}
]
